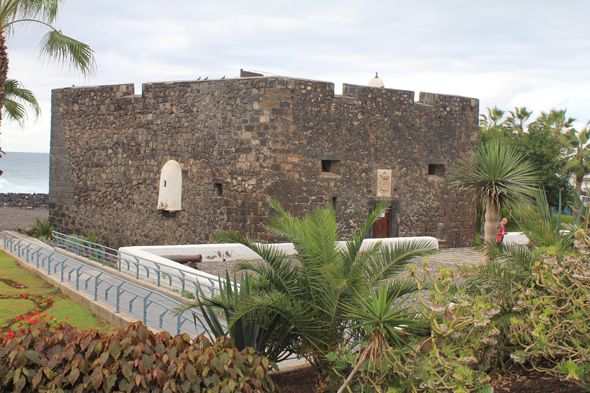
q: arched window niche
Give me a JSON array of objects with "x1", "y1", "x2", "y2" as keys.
[{"x1": 157, "y1": 160, "x2": 182, "y2": 212}]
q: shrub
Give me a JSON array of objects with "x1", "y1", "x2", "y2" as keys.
[
  {"x1": 27, "y1": 218, "x2": 55, "y2": 241},
  {"x1": 327, "y1": 262, "x2": 499, "y2": 392},
  {"x1": 0, "y1": 320, "x2": 279, "y2": 393},
  {"x1": 507, "y1": 235, "x2": 590, "y2": 387}
]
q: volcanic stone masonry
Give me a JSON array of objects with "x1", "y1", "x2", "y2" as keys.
[{"x1": 49, "y1": 75, "x2": 479, "y2": 248}]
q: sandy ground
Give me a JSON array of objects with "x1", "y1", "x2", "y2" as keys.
[{"x1": 0, "y1": 207, "x2": 49, "y2": 231}]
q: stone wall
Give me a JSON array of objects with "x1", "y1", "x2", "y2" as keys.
[
  {"x1": 50, "y1": 76, "x2": 478, "y2": 247},
  {"x1": 0, "y1": 193, "x2": 48, "y2": 208}
]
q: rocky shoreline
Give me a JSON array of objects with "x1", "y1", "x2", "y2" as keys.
[{"x1": 0, "y1": 193, "x2": 48, "y2": 209}]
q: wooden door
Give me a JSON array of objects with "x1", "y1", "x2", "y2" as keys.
[{"x1": 372, "y1": 211, "x2": 390, "y2": 238}]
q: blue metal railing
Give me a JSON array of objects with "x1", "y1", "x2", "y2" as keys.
[
  {"x1": 3, "y1": 232, "x2": 226, "y2": 337},
  {"x1": 52, "y1": 231, "x2": 220, "y2": 298}
]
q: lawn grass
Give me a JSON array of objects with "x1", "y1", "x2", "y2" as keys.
[{"x1": 0, "y1": 251, "x2": 115, "y2": 333}]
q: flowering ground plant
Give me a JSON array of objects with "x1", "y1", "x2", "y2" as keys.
[{"x1": 0, "y1": 293, "x2": 52, "y2": 307}]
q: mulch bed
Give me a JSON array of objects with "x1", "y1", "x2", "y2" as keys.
[
  {"x1": 0, "y1": 278, "x2": 27, "y2": 288},
  {"x1": 272, "y1": 366, "x2": 587, "y2": 392}
]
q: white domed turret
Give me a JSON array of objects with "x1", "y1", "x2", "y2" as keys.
[{"x1": 368, "y1": 72, "x2": 384, "y2": 88}]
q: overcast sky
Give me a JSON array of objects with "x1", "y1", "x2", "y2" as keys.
[{"x1": 2, "y1": 0, "x2": 590, "y2": 152}]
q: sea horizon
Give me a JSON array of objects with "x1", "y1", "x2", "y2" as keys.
[{"x1": 0, "y1": 151, "x2": 50, "y2": 194}]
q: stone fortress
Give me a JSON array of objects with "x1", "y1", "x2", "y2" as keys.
[{"x1": 49, "y1": 71, "x2": 479, "y2": 248}]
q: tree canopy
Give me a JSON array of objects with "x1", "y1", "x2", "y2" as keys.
[{"x1": 478, "y1": 106, "x2": 584, "y2": 209}]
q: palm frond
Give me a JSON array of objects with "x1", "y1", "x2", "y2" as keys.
[
  {"x1": 2, "y1": 78, "x2": 40, "y2": 126},
  {"x1": 39, "y1": 29, "x2": 96, "y2": 76},
  {"x1": 228, "y1": 290, "x2": 321, "y2": 335},
  {"x1": 215, "y1": 230, "x2": 301, "y2": 298},
  {"x1": 386, "y1": 277, "x2": 421, "y2": 299},
  {"x1": 364, "y1": 239, "x2": 438, "y2": 286}
]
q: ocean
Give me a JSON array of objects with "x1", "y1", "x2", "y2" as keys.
[{"x1": 0, "y1": 151, "x2": 49, "y2": 194}]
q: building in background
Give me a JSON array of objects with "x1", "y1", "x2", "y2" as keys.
[{"x1": 49, "y1": 72, "x2": 479, "y2": 247}]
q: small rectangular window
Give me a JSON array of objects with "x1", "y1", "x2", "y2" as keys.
[
  {"x1": 321, "y1": 160, "x2": 341, "y2": 175},
  {"x1": 214, "y1": 182, "x2": 223, "y2": 196},
  {"x1": 428, "y1": 164, "x2": 445, "y2": 177}
]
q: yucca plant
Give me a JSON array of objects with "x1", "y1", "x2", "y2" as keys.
[
  {"x1": 214, "y1": 200, "x2": 437, "y2": 376},
  {"x1": 449, "y1": 140, "x2": 539, "y2": 244}
]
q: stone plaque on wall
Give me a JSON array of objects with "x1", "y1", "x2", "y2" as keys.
[{"x1": 376, "y1": 169, "x2": 392, "y2": 197}]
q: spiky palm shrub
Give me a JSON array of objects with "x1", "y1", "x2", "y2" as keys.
[
  {"x1": 213, "y1": 200, "x2": 437, "y2": 376},
  {"x1": 177, "y1": 272, "x2": 297, "y2": 363},
  {"x1": 449, "y1": 140, "x2": 539, "y2": 245}
]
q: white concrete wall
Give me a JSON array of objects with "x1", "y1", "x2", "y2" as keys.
[
  {"x1": 121, "y1": 236, "x2": 438, "y2": 266},
  {"x1": 119, "y1": 236, "x2": 438, "y2": 296}
]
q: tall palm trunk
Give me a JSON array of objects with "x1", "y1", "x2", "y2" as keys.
[
  {"x1": 0, "y1": 29, "x2": 8, "y2": 177},
  {"x1": 574, "y1": 174, "x2": 584, "y2": 216},
  {"x1": 484, "y1": 200, "x2": 500, "y2": 244}
]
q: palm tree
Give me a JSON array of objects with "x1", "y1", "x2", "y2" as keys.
[
  {"x1": 212, "y1": 200, "x2": 437, "y2": 376},
  {"x1": 561, "y1": 125, "x2": 590, "y2": 197},
  {"x1": 533, "y1": 108, "x2": 575, "y2": 137},
  {"x1": 504, "y1": 106, "x2": 532, "y2": 136},
  {"x1": 0, "y1": 0, "x2": 96, "y2": 175},
  {"x1": 479, "y1": 106, "x2": 506, "y2": 131},
  {"x1": 449, "y1": 141, "x2": 539, "y2": 244},
  {"x1": 3, "y1": 78, "x2": 40, "y2": 126}
]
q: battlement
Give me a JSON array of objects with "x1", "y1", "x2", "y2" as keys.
[{"x1": 53, "y1": 75, "x2": 478, "y2": 114}]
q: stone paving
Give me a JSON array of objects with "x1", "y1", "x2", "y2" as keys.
[
  {"x1": 414, "y1": 247, "x2": 485, "y2": 268},
  {"x1": 197, "y1": 247, "x2": 486, "y2": 277}
]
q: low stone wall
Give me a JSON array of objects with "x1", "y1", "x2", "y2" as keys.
[{"x1": 0, "y1": 193, "x2": 48, "y2": 208}]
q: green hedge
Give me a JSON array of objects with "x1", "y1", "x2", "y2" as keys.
[{"x1": 0, "y1": 321, "x2": 279, "y2": 393}]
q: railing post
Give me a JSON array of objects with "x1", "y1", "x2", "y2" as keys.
[
  {"x1": 60, "y1": 260, "x2": 65, "y2": 282},
  {"x1": 143, "y1": 293, "x2": 151, "y2": 326},
  {"x1": 116, "y1": 282, "x2": 123, "y2": 313},
  {"x1": 94, "y1": 276, "x2": 99, "y2": 301},
  {"x1": 180, "y1": 271, "x2": 185, "y2": 293},
  {"x1": 76, "y1": 266, "x2": 82, "y2": 290},
  {"x1": 177, "y1": 313, "x2": 182, "y2": 335},
  {"x1": 157, "y1": 265, "x2": 161, "y2": 287}
]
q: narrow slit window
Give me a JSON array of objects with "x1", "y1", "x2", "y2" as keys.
[{"x1": 214, "y1": 182, "x2": 223, "y2": 196}]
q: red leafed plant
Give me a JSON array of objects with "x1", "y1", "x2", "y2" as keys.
[{"x1": 0, "y1": 320, "x2": 279, "y2": 393}]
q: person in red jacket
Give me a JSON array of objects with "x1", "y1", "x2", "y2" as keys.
[{"x1": 497, "y1": 217, "x2": 508, "y2": 252}]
